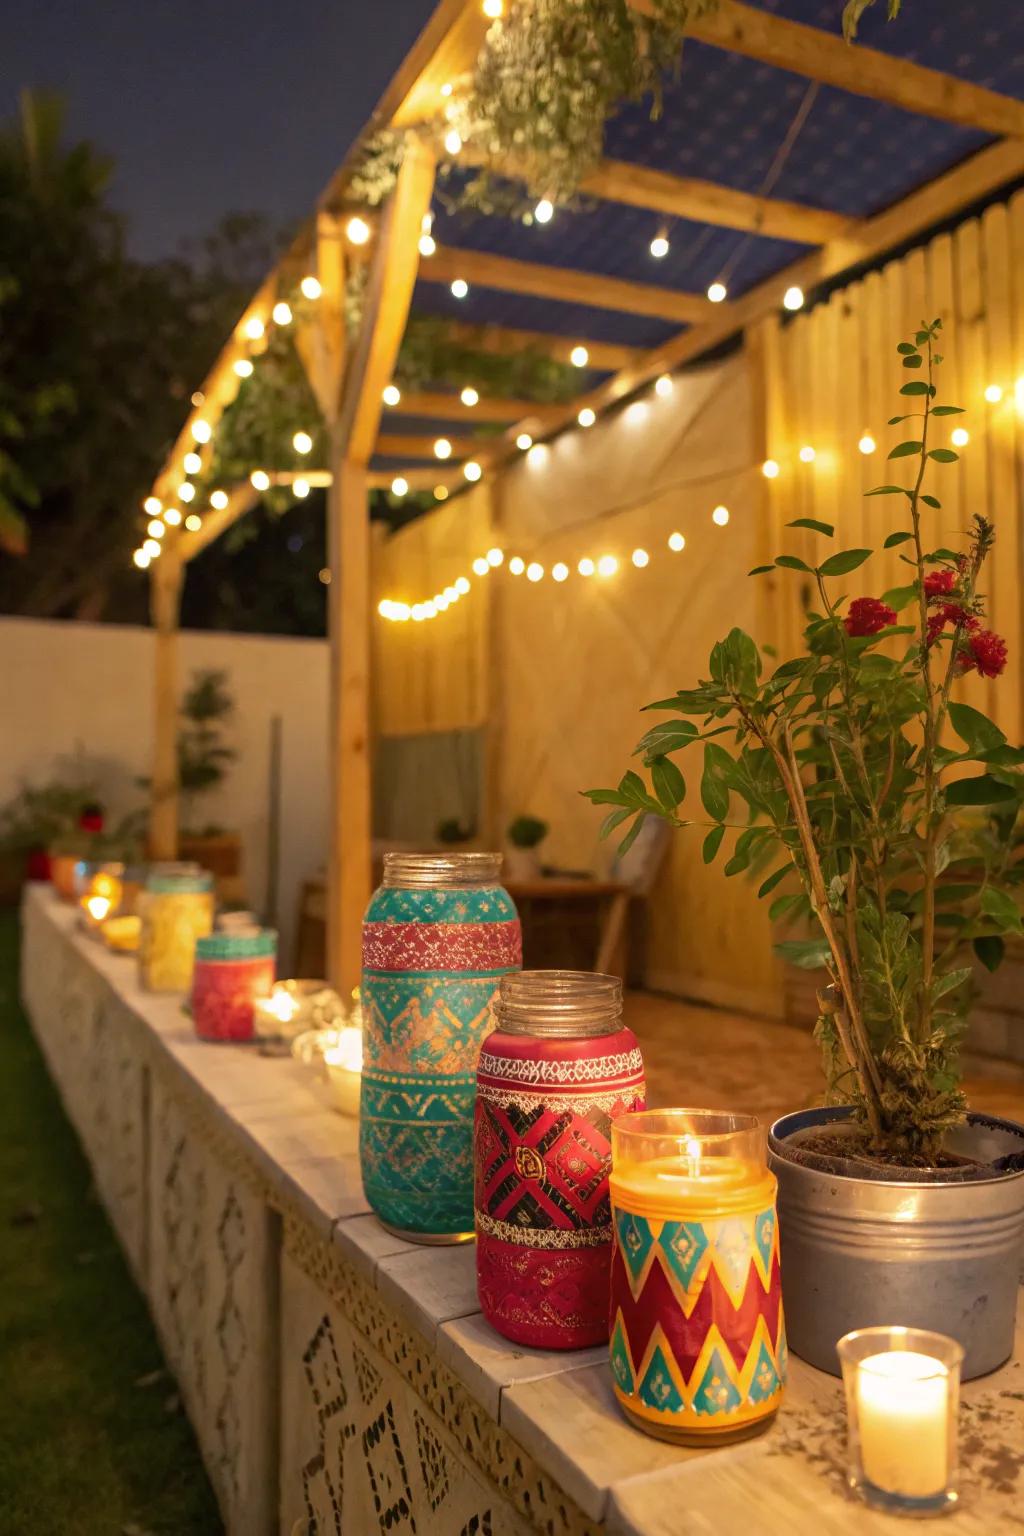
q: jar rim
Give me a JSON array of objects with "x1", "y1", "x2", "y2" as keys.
[
  {"x1": 382, "y1": 851, "x2": 503, "y2": 888},
  {"x1": 494, "y1": 969, "x2": 623, "y2": 1037}
]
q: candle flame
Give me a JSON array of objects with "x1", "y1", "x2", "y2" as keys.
[
  {"x1": 324, "y1": 1028, "x2": 363, "y2": 1073},
  {"x1": 86, "y1": 895, "x2": 112, "y2": 921},
  {"x1": 260, "y1": 988, "x2": 297, "y2": 1023},
  {"x1": 685, "y1": 1136, "x2": 701, "y2": 1177}
]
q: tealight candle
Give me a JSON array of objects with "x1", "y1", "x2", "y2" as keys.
[
  {"x1": 608, "y1": 1108, "x2": 785, "y2": 1444},
  {"x1": 324, "y1": 1027, "x2": 364, "y2": 1116},
  {"x1": 252, "y1": 980, "x2": 345, "y2": 1041},
  {"x1": 837, "y1": 1326, "x2": 963, "y2": 1514}
]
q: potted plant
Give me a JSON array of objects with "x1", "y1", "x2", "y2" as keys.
[
  {"x1": 175, "y1": 669, "x2": 241, "y2": 879},
  {"x1": 505, "y1": 814, "x2": 549, "y2": 883},
  {"x1": 586, "y1": 323, "x2": 1024, "y2": 1379},
  {"x1": 0, "y1": 780, "x2": 99, "y2": 903}
]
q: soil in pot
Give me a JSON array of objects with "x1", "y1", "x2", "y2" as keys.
[{"x1": 781, "y1": 1122, "x2": 1004, "y2": 1183}]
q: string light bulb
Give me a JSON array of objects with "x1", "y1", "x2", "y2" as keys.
[
  {"x1": 578, "y1": 407, "x2": 596, "y2": 428},
  {"x1": 650, "y1": 230, "x2": 670, "y2": 259},
  {"x1": 444, "y1": 129, "x2": 463, "y2": 156},
  {"x1": 952, "y1": 427, "x2": 969, "y2": 447},
  {"x1": 243, "y1": 316, "x2": 265, "y2": 340},
  {"x1": 597, "y1": 555, "x2": 618, "y2": 577},
  {"x1": 143, "y1": 496, "x2": 162, "y2": 516},
  {"x1": 210, "y1": 490, "x2": 229, "y2": 510},
  {"x1": 464, "y1": 460, "x2": 482, "y2": 481},
  {"x1": 632, "y1": 548, "x2": 649, "y2": 568},
  {"x1": 251, "y1": 469, "x2": 271, "y2": 491},
  {"x1": 178, "y1": 482, "x2": 196, "y2": 502},
  {"x1": 133, "y1": 549, "x2": 150, "y2": 569},
  {"x1": 578, "y1": 557, "x2": 595, "y2": 577},
  {"x1": 444, "y1": 585, "x2": 459, "y2": 602},
  {"x1": 668, "y1": 531, "x2": 686, "y2": 552},
  {"x1": 143, "y1": 538, "x2": 162, "y2": 559},
  {"x1": 570, "y1": 345, "x2": 589, "y2": 368},
  {"x1": 273, "y1": 301, "x2": 292, "y2": 325},
  {"x1": 455, "y1": 576, "x2": 470, "y2": 594},
  {"x1": 799, "y1": 445, "x2": 816, "y2": 463},
  {"x1": 858, "y1": 432, "x2": 876, "y2": 455},
  {"x1": 391, "y1": 477, "x2": 409, "y2": 496},
  {"x1": 346, "y1": 216, "x2": 371, "y2": 245},
  {"x1": 509, "y1": 556, "x2": 525, "y2": 575},
  {"x1": 382, "y1": 384, "x2": 401, "y2": 407},
  {"x1": 526, "y1": 562, "x2": 544, "y2": 582},
  {"x1": 300, "y1": 275, "x2": 322, "y2": 300},
  {"x1": 147, "y1": 519, "x2": 165, "y2": 539},
  {"x1": 712, "y1": 505, "x2": 730, "y2": 526},
  {"x1": 985, "y1": 384, "x2": 1003, "y2": 403},
  {"x1": 183, "y1": 452, "x2": 202, "y2": 475},
  {"x1": 184, "y1": 513, "x2": 202, "y2": 532},
  {"x1": 418, "y1": 216, "x2": 437, "y2": 257},
  {"x1": 527, "y1": 443, "x2": 547, "y2": 466},
  {"x1": 434, "y1": 485, "x2": 449, "y2": 502},
  {"x1": 552, "y1": 562, "x2": 569, "y2": 582},
  {"x1": 163, "y1": 507, "x2": 182, "y2": 526},
  {"x1": 482, "y1": 0, "x2": 503, "y2": 15},
  {"x1": 516, "y1": 432, "x2": 533, "y2": 451},
  {"x1": 191, "y1": 391, "x2": 205, "y2": 407},
  {"x1": 473, "y1": 556, "x2": 489, "y2": 576},
  {"x1": 762, "y1": 458, "x2": 780, "y2": 479},
  {"x1": 655, "y1": 374, "x2": 673, "y2": 398},
  {"x1": 487, "y1": 547, "x2": 504, "y2": 567},
  {"x1": 707, "y1": 280, "x2": 728, "y2": 303},
  {"x1": 534, "y1": 198, "x2": 554, "y2": 224},
  {"x1": 293, "y1": 430, "x2": 313, "y2": 454},
  {"x1": 460, "y1": 386, "x2": 479, "y2": 406},
  {"x1": 450, "y1": 278, "x2": 469, "y2": 299},
  {"x1": 293, "y1": 478, "x2": 310, "y2": 499},
  {"x1": 191, "y1": 420, "x2": 212, "y2": 443},
  {"x1": 234, "y1": 358, "x2": 254, "y2": 378},
  {"x1": 434, "y1": 438, "x2": 452, "y2": 460},
  {"x1": 783, "y1": 286, "x2": 805, "y2": 311}
]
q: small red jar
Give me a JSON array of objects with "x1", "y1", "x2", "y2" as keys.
[
  {"x1": 475, "y1": 970, "x2": 645, "y2": 1349},
  {"x1": 191, "y1": 930, "x2": 277, "y2": 1042}
]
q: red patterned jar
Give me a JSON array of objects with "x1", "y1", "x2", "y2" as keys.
[
  {"x1": 191, "y1": 930, "x2": 277, "y2": 1042},
  {"x1": 475, "y1": 970, "x2": 645, "y2": 1349}
]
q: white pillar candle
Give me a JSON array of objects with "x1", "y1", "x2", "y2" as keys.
[{"x1": 856, "y1": 1351, "x2": 949, "y2": 1498}]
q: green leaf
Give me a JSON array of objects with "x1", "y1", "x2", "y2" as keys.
[
  {"x1": 921, "y1": 495, "x2": 941, "y2": 509},
  {"x1": 600, "y1": 808, "x2": 632, "y2": 839},
  {"x1": 945, "y1": 774, "x2": 1020, "y2": 806},
  {"x1": 888, "y1": 441, "x2": 924, "y2": 459},
  {"x1": 634, "y1": 719, "x2": 699, "y2": 758},
  {"x1": 700, "y1": 749, "x2": 730, "y2": 820},
  {"x1": 819, "y1": 548, "x2": 872, "y2": 577},
  {"x1": 774, "y1": 938, "x2": 831, "y2": 970},
  {"x1": 899, "y1": 381, "x2": 930, "y2": 395},
  {"x1": 948, "y1": 702, "x2": 1006, "y2": 753},
  {"x1": 616, "y1": 814, "x2": 646, "y2": 859},
  {"x1": 896, "y1": 342, "x2": 917, "y2": 355},
  {"x1": 865, "y1": 484, "x2": 911, "y2": 498},
  {"x1": 582, "y1": 788, "x2": 628, "y2": 807},
  {"x1": 931, "y1": 967, "x2": 973, "y2": 1001},
  {"x1": 787, "y1": 518, "x2": 834, "y2": 536},
  {"x1": 928, "y1": 448, "x2": 959, "y2": 463},
  {"x1": 748, "y1": 565, "x2": 774, "y2": 575},
  {"x1": 901, "y1": 355, "x2": 924, "y2": 369},
  {"x1": 883, "y1": 531, "x2": 914, "y2": 548},
  {"x1": 931, "y1": 405, "x2": 965, "y2": 416},
  {"x1": 702, "y1": 824, "x2": 725, "y2": 865},
  {"x1": 769, "y1": 893, "x2": 805, "y2": 922},
  {"x1": 974, "y1": 935, "x2": 1005, "y2": 973},
  {"x1": 651, "y1": 755, "x2": 686, "y2": 811},
  {"x1": 775, "y1": 554, "x2": 812, "y2": 572},
  {"x1": 981, "y1": 887, "x2": 1023, "y2": 934},
  {"x1": 880, "y1": 584, "x2": 917, "y2": 611},
  {"x1": 757, "y1": 865, "x2": 791, "y2": 899}
]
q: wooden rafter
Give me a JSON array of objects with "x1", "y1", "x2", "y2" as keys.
[
  {"x1": 423, "y1": 244, "x2": 720, "y2": 324},
  {"x1": 438, "y1": 320, "x2": 642, "y2": 371},
  {"x1": 635, "y1": 0, "x2": 1024, "y2": 138}
]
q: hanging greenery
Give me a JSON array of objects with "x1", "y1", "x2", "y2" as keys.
[
  {"x1": 842, "y1": 0, "x2": 904, "y2": 39},
  {"x1": 395, "y1": 315, "x2": 578, "y2": 401}
]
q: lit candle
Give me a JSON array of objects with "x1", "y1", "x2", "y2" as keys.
[
  {"x1": 838, "y1": 1326, "x2": 962, "y2": 1513},
  {"x1": 608, "y1": 1109, "x2": 784, "y2": 1444},
  {"x1": 324, "y1": 1027, "x2": 363, "y2": 1116},
  {"x1": 252, "y1": 980, "x2": 346, "y2": 1040}
]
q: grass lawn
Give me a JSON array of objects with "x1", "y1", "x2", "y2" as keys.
[{"x1": 0, "y1": 908, "x2": 223, "y2": 1535}]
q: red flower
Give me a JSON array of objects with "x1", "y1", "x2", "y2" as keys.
[
  {"x1": 845, "y1": 597, "x2": 897, "y2": 637},
  {"x1": 937, "y1": 603, "x2": 979, "y2": 632},
  {"x1": 926, "y1": 613, "x2": 946, "y2": 646},
  {"x1": 924, "y1": 569, "x2": 957, "y2": 600},
  {"x1": 957, "y1": 629, "x2": 1008, "y2": 678}
]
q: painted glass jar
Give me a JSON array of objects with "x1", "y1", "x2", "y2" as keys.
[
  {"x1": 360, "y1": 852, "x2": 521, "y2": 1243},
  {"x1": 475, "y1": 971, "x2": 645, "y2": 1349},
  {"x1": 192, "y1": 930, "x2": 277, "y2": 1042},
  {"x1": 139, "y1": 866, "x2": 215, "y2": 993},
  {"x1": 609, "y1": 1109, "x2": 785, "y2": 1445}
]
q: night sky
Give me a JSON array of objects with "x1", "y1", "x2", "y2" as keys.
[{"x1": 1, "y1": 0, "x2": 434, "y2": 259}]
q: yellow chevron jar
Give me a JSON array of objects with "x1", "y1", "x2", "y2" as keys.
[{"x1": 608, "y1": 1109, "x2": 785, "y2": 1445}]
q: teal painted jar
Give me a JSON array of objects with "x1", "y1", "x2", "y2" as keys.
[{"x1": 361, "y1": 852, "x2": 521, "y2": 1243}]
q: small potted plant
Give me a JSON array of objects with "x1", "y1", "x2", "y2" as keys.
[
  {"x1": 505, "y1": 814, "x2": 549, "y2": 883},
  {"x1": 175, "y1": 669, "x2": 241, "y2": 879},
  {"x1": 586, "y1": 323, "x2": 1024, "y2": 1380},
  {"x1": 0, "y1": 780, "x2": 99, "y2": 903}
]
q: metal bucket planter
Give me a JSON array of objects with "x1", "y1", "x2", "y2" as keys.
[{"x1": 768, "y1": 1106, "x2": 1024, "y2": 1380}]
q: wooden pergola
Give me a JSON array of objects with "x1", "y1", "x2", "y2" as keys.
[{"x1": 142, "y1": 0, "x2": 1024, "y2": 995}]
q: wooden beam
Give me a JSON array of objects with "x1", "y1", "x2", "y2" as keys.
[
  {"x1": 424, "y1": 245, "x2": 720, "y2": 324},
  {"x1": 386, "y1": 390, "x2": 563, "y2": 424},
  {"x1": 295, "y1": 211, "x2": 347, "y2": 421},
  {"x1": 582, "y1": 160, "x2": 849, "y2": 245},
  {"x1": 377, "y1": 433, "x2": 485, "y2": 460},
  {"x1": 439, "y1": 320, "x2": 642, "y2": 371},
  {"x1": 642, "y1": 0, "x2": 1024, "y2": 139},
  {"x1": 338, "y1": 139, "x2": 438, "y2": 465},
  {"x1": 148, "y1": 552, "x2": 183, "y2": 861}
]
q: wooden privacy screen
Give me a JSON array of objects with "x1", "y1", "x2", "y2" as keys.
[{"x1": 761, "y1": 188, "x2": 1024, "y2": 743}]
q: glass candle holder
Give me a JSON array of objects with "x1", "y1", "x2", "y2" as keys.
[
  {"x1": 609, "y1": 1109, "x2": 785, "y2": 1445},
  {"x1": 79, "y1": 862, "x2": 125, "y2": 931},
  {"x1": 252, "y1": 979, "x2": 346, "y2": 1042},
  {"x1": 192, "y1": 930, "x2": 277, "y2": 1042},
  {"x1": 324, "y1": 1026, "x2": 364, "y2": 1116},
  {"x1": 837, "y1": 1326, "x2": 963, "y2": 1516},
  {"x1": 138, "y1": 866, "x2": 215, "y2": 993}
]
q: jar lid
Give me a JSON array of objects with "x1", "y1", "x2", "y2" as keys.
[
  {"x1": 495, "y1": 970, "x2": 623, "y2": 1037},
  {"x1": 195, "y1": 929, "x2": 277, "y2": 960},
  {"x1": 146, "y1": 866, "x2": 214, "y2": 894},
  {"x1": 383, "y1": 851, "x2": 502, "y2": 889}
]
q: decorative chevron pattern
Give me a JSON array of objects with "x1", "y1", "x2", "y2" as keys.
[
  {"x1": 362, "y1": 976, "x2": 503, "y2": 1077},
  {"x1": 609, "y1": 1202, "x2": 785, "y2": 1436}
]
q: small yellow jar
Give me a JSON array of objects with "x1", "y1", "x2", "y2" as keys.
[{"x1": 139, "y1": 866, "x2": 214, "y2": 993}]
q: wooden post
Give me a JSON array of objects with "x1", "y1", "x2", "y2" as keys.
[{"x1": 149, "y1": 552, "x2": 183, "y2": 860}]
